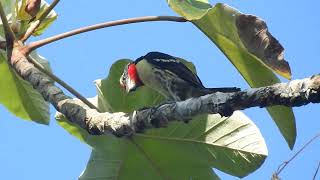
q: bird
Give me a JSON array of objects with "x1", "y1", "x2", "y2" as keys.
[{"x1": 119, "y1": 52, "x2": 240, "y2": 101}]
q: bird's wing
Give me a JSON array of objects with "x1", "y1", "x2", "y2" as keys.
[{"x1": 136, "y1": 52, "x2": 205, "y2": 88}]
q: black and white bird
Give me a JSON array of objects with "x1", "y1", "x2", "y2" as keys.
[{"x1": 119, "y1": 52, "x2": 240, "y2": 101}]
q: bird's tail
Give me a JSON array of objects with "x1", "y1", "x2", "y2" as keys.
[{"x1": 198, "y1": 87, "x2": 241, "y2": 96}]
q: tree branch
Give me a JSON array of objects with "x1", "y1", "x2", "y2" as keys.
[
  {"x1": 25, "y1": 16, "x2": 187, "y2": 53},
  {"x1": 0, "y1": 0, "x2": 98, "y2": 112},
  {"x1": 10, "y1": 45, "x2": 320, "y2": 136}
]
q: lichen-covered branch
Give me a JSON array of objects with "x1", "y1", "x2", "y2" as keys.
[
  {"x1": 134, "y1": 75, "x2": 320, "y2": 130},
  {"x1": 11, "y1": 45, "x2": 320, "y2": 137},
  {"x1": 11, "y1": 45, "x2": 133, "y2": 136}
]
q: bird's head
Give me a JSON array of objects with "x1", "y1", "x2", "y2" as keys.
[{"x1": 119, "y1": 62, "x2": 143, "y2": 93}]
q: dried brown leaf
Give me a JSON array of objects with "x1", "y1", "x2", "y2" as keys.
[
  {"x1": 236, "y1": 14, "x2": 292, "y2": 79},
  {"x1": 25, "y1": 0, "x2": 41, "y2": 17}
]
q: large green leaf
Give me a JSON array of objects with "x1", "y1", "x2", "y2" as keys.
[
  {"x1": 0, "y1": 51, "x2": 50, "y2": 124},
  {"x1": 0, "y1": 0, "x2": 17, "y2": 29},
  {"x1": 167, "y1": 1, "x2": 296, "y2": 149},
  {"x1": 0, "y1": 0, "x2": 56, "y2": 124},
  {"x1": 95, "y1": 59, "x2": 165, "y2": 113},
  {"x1": 58, "y1": 106, "x2": 268, "y2": 179},
  {"x1": 0, "y1": 0, "x2": 16, "y2": 38},
  {"x1": 56, "y1": 59, "x2": 268, "y2": 179}
]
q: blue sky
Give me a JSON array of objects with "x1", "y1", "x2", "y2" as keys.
[{"x1": 1, "y1": 0, "x2": 320, "y2": 179}]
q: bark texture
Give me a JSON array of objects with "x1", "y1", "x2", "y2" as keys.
[{"x1": 10, "y1": 46, "x2": 320, "y2": 137}]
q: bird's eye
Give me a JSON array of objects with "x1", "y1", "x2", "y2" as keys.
[{"x1": 119, "y1": 74, "x2": 126, "y2": 89}]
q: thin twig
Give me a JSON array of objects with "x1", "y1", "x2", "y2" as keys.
[
  {"x1": 21, "y1": 0, "x2": 60, "y2": 42},
  {"x1": 275, "y1": 133, "x2": 320, "y2": 177},
  {"x1": 25, "y1": 16, "x2": 187, "y2": 53},
  {"x1": 27, "y1": 55, "x2": 100, "y2": 111},
  {"x1": 313, "y1": 161, "x2": 320, "y2": 180}
]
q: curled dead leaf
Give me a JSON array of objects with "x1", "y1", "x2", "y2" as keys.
[
  {"x1": 236, "y1": 14, "x2": 292, "y2": 79},
  {"x1": 25, "y1": 0, "x2": 41, "y2": 17}
]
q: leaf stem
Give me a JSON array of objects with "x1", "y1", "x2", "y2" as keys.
[
  {"x1": 21, "y1": 0, "x2": 60, "y2": 42},
  {"x1": 27, "y1": 55, "x2": 100, "y2": 111},
  {"x1": 26, "y1": 16, "x2": 187, "y2": 52}
]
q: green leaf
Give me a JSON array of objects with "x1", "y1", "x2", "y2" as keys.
[
  {"x1": 59, "y1": 111, "x2": 267, "y2": 179},
  {"x1": 167, "y1": 1, "x2": 296, "y2": 149},
  {"x1": 17, "y1": 0, "x2": 57, "y2": 36},
  {"x1": 0, "y1": 0, "x2": 16, "y2": 16},
  {"x1": 167, "y1": 0, "x2": 211, "y2": 20},
  {"x1": 96, "y1": 59, "x2": 165, "y2": 113},
  {"x1": 0, "y1": 2, "x2": 51, "y2": 124},
  {"x1": 0, "y1": 0, "x2": 18, "y2": 34},
  {"x1": 0, "y1": 51, "x2": 50, "y2": 124},
  {"x1": 56, "y1": 59, "x2": 268, "y2": 179}
]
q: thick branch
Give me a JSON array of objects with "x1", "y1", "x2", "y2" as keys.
[
  {"x1": 12, "y1": 46, "x2": 131, "y2": 135},
  {"x1": 134, "y1": 75, "x2": 320, "y2": 129},
  {"x1": 11, "y1": 46, "x2": 320, "y2": 136}
]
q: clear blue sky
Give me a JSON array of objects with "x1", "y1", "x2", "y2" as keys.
[{"x1": 1, "y1": 0, "x2": 320, "y2": 179}]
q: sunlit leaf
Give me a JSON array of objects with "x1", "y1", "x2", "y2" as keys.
[
  {"x1": 0, "y1": 51, "x2": 50, "y2": 124},
  {"x1": 167, "y1": 0, "x2": 211, "y2": 20},
  {"x1": 0, "y1": 0, "x2": 18, "y2": 36},
  {"x1": 0, "y1": 0, "x2": 52, "y2": 124},
  {"x1": 17, "y1": 0, "x2": 57, "y2": 36},
  {"x1": 56, "y1": 59, "x2": 268, "y2": 179},
  {"x1": 0, "y1": 0, "x2": 16, "y2": 16},
  {"x1": 166, "y1": 1, "x2": 296, "y2": 149}
]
